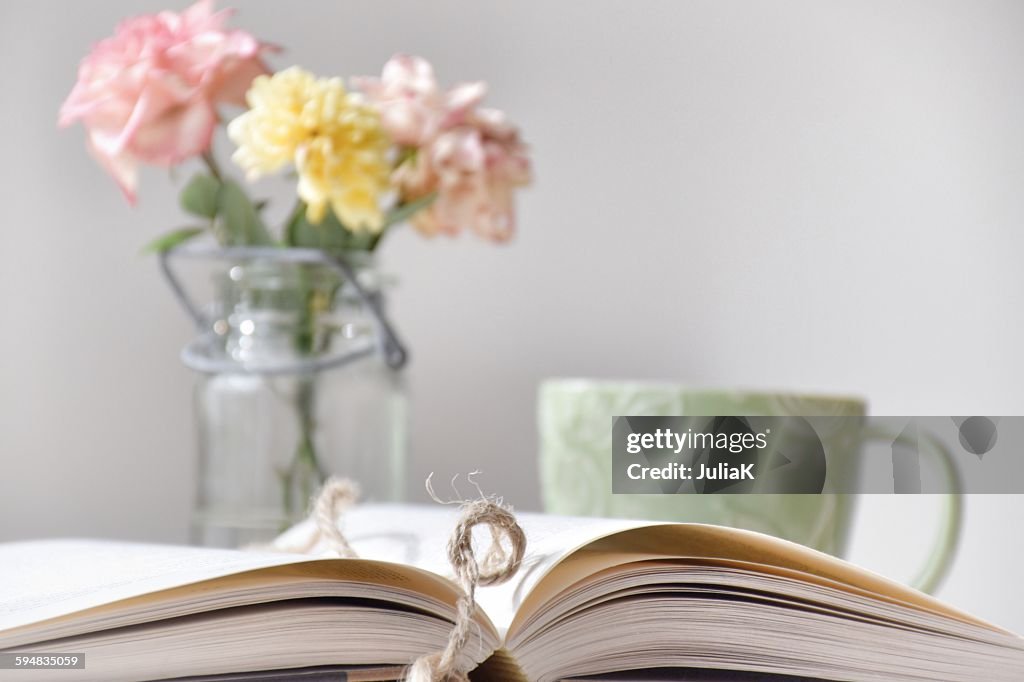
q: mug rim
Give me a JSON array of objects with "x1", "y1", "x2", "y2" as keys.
[{"x1": 539, "y1": 378, "x2": 867, "y2": 410}]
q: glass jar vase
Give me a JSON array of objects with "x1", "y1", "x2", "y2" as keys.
[{"x1": 169, "y1": 249, "x2": 408, "y2": 547}]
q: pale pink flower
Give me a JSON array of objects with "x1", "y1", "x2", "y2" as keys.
[
  {"x1": 352, "y1": 55, "x2": 485, "y2": 147},
  {"x1": 358, "y1": 55, "x2": 532, "y2": 241},
  {"x1": 59, "y1": 0, "x2": 272, "y2": 203}
]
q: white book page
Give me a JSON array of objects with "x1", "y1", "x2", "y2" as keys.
[
  {"x1": 0, "y1": 505, "x2": 648, "y2": 641},
  {"x1": 0, "y1": 540, "x2": 310, "y2": 634}
]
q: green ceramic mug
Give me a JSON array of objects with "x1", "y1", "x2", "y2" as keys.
[{"x1": 537, "y1": 379, "x2": 962, "y2": 593}]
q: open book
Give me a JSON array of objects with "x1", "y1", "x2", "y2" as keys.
[{"x1": 1, "y1": 505, "x2": 1022, "y2": 682}]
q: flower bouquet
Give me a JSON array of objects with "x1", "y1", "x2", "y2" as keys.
[{"x1": 60, "y1": 0, "x2": 531, "y2": 544}]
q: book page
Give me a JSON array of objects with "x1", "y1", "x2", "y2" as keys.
[
  {"x1": 0, "y1": 540, "x2": 311, "y2": 634},
  {"x1": 0, "y1": 538, "x2": 475, "y2": 650},
  {"x1": 0, "y1": 506, "x2": 643, "y2": 641},
  {"x1": 506, "y1": 522, "x2": 1005, "y2": 638}
]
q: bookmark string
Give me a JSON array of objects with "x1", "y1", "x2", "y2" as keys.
[
  {"x1": 269, "y1": 477, "x2": 361, "y2": 558},
  {"x1": 265, "y1": 473, "x2": 525, "y2": 681},
  {"x1": 407, "y1": 475, "x2": 526, "y2": 682}
]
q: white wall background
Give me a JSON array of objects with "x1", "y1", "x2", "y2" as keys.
[{"x1": 2, "y1": 0, "x2": 1023, "y2": 631}]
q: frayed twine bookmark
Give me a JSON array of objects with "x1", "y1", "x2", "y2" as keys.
[
  {"x1": 264, "y1": 473, "x2": 526, "y2": 681},
  {"x1": 406, "y1": 473, "x2": 526, "y2": 682},
  {"x1": 266, "y1": 477, "x2": 362, "y2": 558}
]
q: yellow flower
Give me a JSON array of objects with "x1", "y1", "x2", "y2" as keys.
[{"x1": 228, "y1": 67, "x2": 390, "y2": 232}]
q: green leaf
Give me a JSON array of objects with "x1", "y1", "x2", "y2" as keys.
[
  {"x1": 384, "y1": 193, "x2": 437, "y2": 228},
  {"x1": 141, "y1": 226, "x2": 206, "y2": 254},
  {"x1": 285, "y1": 202, "x2": 356, "y2": 251},
  {"x1": 216, "y1": 180, "x2": 273, "y2": 246},
  {"x1": 179, "y1": 173, "x2": 221, "y2": 219},
  {"x1": 284, "y1": 199, "x2": 423, "y2": 254}
]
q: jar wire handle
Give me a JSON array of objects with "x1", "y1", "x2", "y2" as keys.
[{"x1": 158, "y1": 243, "x2": 409, "y2": 373}]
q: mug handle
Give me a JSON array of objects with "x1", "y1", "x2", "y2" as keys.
[{"x1": 862, "y1": 426, "x2": 964, "y2": 594}]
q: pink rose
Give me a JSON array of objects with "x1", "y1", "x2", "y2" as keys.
[
  {"x1": 59, "y1": 0, "x2": 272, "y2": 203},
  {"x1": 358, "y1": 55, "x2": 532, "y2": 241},
  {"x1": 353, "y1": 55, "x2": 485, "y2": 147},
  {"x1": 406, "y1": 111, "x2": 531, "y2": 242}
]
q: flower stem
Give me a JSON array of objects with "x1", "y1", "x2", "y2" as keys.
[
  {"x1": 201, "y1": 150, "x2": 223, "y2": 182},
  {"x1": 280, "y1": 375, "x2": 326, "y2": 526}
]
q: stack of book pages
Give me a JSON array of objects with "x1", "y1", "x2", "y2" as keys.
[{"x1": 1, "y1": 505, "x2": 1021, "y2": 681}]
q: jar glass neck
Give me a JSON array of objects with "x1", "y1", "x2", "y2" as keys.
[{"x1": 212, "y1": 257, "x2": 384, "y2": 365}]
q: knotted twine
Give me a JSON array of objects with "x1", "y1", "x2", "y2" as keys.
[
  {"x1": 406, "y1": 474, "x2": 527, "y2": 682},
  {"x1": 269, "y1": 477, "x2": 361, "y2": 558},
  {"x1": 282, "y1": 474, "x2": 526, "y2": 682}
]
